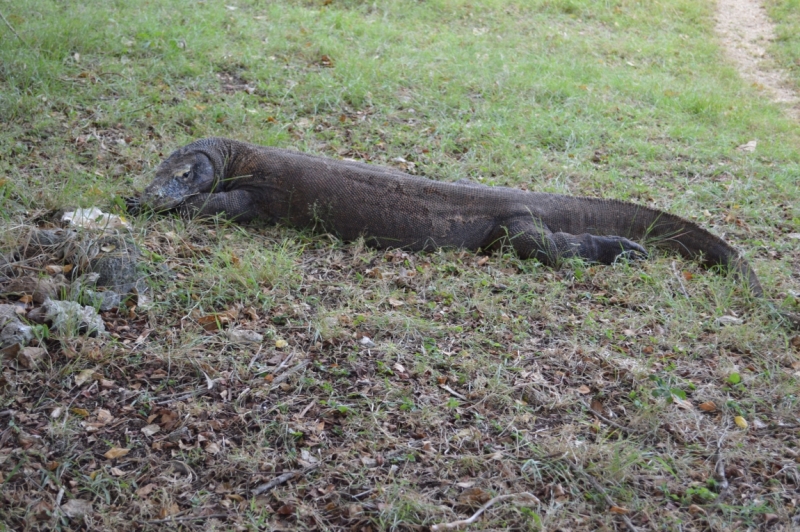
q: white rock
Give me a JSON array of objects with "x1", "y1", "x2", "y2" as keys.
[
  {"x1": 359, "y1": 336, "x2": 376, "y2": 347},
  {"x1": 62, "y1": 207, "x2": 129, "y2": 230},
  {"x1": 43, "y1": 299, "x2": 105, "y2": 336}
]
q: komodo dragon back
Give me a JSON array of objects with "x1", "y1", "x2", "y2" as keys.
[{"x1": 141, "y1": 137, "x2": 762, "y2": 296}]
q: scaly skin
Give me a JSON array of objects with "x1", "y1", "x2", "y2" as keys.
[{"x1": 141, "y1": 138, "x2": 763, "y2": 296}]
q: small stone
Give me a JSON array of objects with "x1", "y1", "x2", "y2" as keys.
[
  {"x1": 16, "y1": 346, "x2": 46, "y2": 369},
  {"x1": 359, "y1": 336, "x2": 376, "y2": 347},
  {"x1": 0, "y1": 305, "x2": 33, "y2": 348},
  {"x1": 225, "y1": 328, "x2": 264, "y2": 344}
]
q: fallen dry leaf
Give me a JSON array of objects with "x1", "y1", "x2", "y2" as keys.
[
  {"x1": 688, "y1": 504, "x2": 706, "y2": 515},
  {"x1": 104, "y1": 447, "x2": 130, "y2": 460},
  {"x1": 458, "y1": 487, "x2": 491, "y2": 507},
  {"x1": 197, "y1": 309, "x2": 238, "y2": 331},
  {"x1": 698, "y1": 401, "x2": 717, "y2": 412},
  {"x1": 610, "y1": 505, "x2": 629, "y2": 514},
  {"x1": 136, "y1": 483, "x2": 156, "y2": 497},
  {"x1": 551, "y1": 483, "x2": 567, "y2": 500},
  {"x1": 159, "y1": 503, "x2": 180, "y2": 518},
  {"x1": 277, "y1": 503, "x2": 295, "y2": 515},
  {"x1": 577, "y1": 385, "x2": 591, "y2": 395},
  {"x1": 736, "y1": 140, "x2": 757, "y2": 152},
  {"x1": 61, "y1": 499, "x2": 93, "y2": 518},
  {"x1": 141, "y1": 424, "x2": 161, "y2": 437},
  {"x1": 672, "y1": 396, "x2": 694, "y2": 411},
  {"x1": 95, "y1": 409, "x2": 113, "y2": 424},
  {"x1": 74, "y1": 368, "x2": 95, "y2": 386},
  {"x1": 590, "y1": 398, "x2": 604, "y2": 414}
]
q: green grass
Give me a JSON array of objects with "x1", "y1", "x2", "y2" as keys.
[
  {"x1": 766, "y1": 0, "x2": 800, "y2": 87},
  {"x1": 1, "y1": 0, "x2": 799, "y2": 530}
]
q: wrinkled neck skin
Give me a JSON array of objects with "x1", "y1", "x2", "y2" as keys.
[{"x1": 185, "y1": 137, "x2": 238, "y2": 193}]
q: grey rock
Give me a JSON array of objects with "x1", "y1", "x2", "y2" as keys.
[
  {"x1": 0, "y1": 304, "x2": 33, "y2": 348},
  {"x1": 43, "y1": 298, "x2": 105, "y2": 337}
]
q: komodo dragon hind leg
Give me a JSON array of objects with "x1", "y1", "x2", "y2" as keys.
[{"x1": 504, "y1": 219, "x2": 647, "y2": 266}]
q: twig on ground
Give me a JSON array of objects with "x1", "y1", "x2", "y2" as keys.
[
  {"x1": 1, "y1": 262, "x2": 43, "y2": 272},
  {"x1": 440, "y1": 384, "x2": 468, "y2": 402},
  {"x1": 247, "y1": 345, "x2": 264, "y2": 371},
  {"x1": 567, "y1": 461, "x2": 638, "y2": 532},
  {"x1": 0, "y1": 10, "x2": 28, "y2": 46},
  {"x1": 582, "y1": 400, "x2": 645, "y2": 436},
  {"x1": 146, "y1": 513, "x2": 229, "y2": 524},
  {"x1": 671, "y1": 261, "x2": 689, "y2": 298},
  {"x1": 252, "y1": 463, "x2": 320, "y2": 496},
  {"x1": 297, "y1": 399, "x2": 316, "y2": 418},
  {"x1": 713, "y1": 435, "x2": 730, "y2": 503},
  {"x1": 235, "y1": 386, "x2": 252, "y2": 404},
  {"x1": 268, "y1": 359, "x2": 309, "y2": 391},
  {"x1": 273, "y1": 350, "x2": 296, "y2": 373},
  {"x1": 131, "y1": 328, "x2": 152, "y2": 348},
  {"x1": 55, "y1": 487, "x2": 65, "y2": 507},
  {"x1": 754, "y1": 422, "x2": 800, "y2": 432},
  {"x1": 63, "y1": 381, "x2": 98, "y2": 428},
  {"x1": 155, "y1": 385, "x2": 211, "y2": 405},
  {"x1": 430, "y1": 492, "x2": 540, "y2": 531},
  {"x1": 121, "y1": 102, "x2": 156, "y2": 116},
  {"x1": 351, "y1": 488, "x2": 374, "y2": 500}
]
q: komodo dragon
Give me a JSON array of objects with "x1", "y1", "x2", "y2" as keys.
[{"x1": 141, "y1": 137, "x2": 762, "y2": 296}]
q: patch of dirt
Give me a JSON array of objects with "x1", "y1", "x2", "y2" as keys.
[{"x1": 715, "y1": 0, "x2": 800, "y2": 119}]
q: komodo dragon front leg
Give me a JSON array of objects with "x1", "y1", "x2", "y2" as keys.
[
  {"x1": 178, "y1": 190, "x2": 258, "y2": 222},
  {"x1": 501, "y1": 218, "x2": 647, "y2": 266}
]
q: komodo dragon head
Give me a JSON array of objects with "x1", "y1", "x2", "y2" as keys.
[{"x1": 141, "y1": 147, "x2": 217, "y2": 211}]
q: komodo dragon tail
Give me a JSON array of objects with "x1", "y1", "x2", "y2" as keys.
[{"x1": 541, "y1": 196, "x2": 763, "y2": 297}]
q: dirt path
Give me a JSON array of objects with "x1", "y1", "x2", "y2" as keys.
[{"x1": 715, "y1": 0, "x2": 800, "y2": 120}]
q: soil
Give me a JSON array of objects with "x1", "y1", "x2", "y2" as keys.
[{"x1": 715, "y1": 0, "x2": 800, "y2": 120}]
